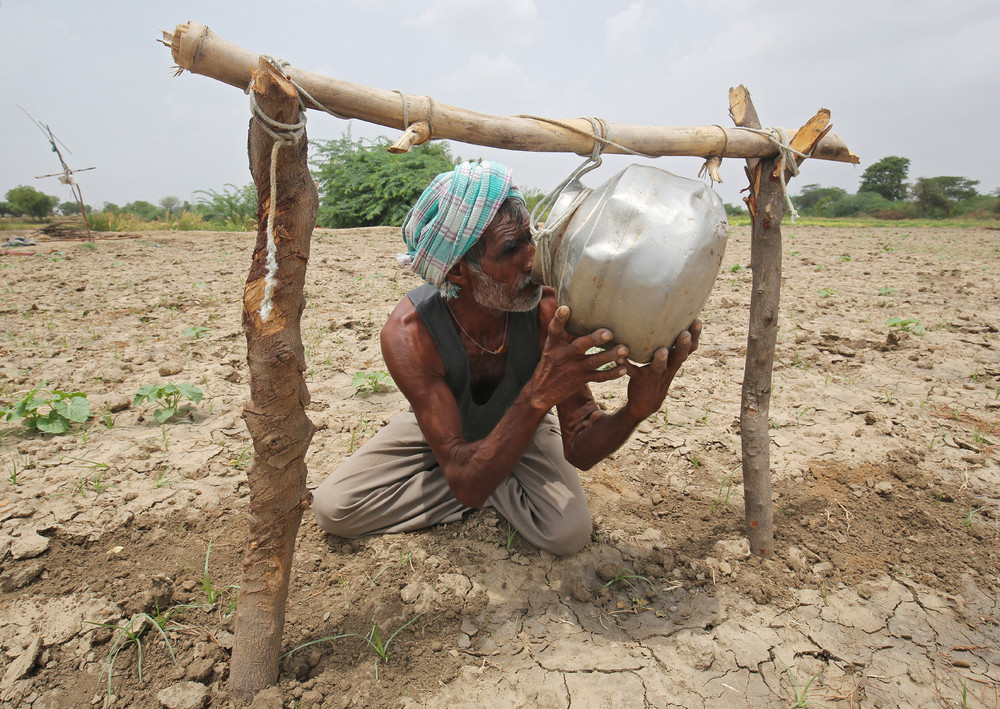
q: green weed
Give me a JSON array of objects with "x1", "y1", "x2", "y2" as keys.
[
  {"x1": 2, "y1": 445, "x2": 29, "y2": 485},
  {"x1": 153, "y1": 470, "x2": 176, "y2": 488},
  {"x1": 182, "y1": 325, "x2": 210, "y2": 339},
  {"x1": 878, "y1": 286, "x2": 896, "y2": 296},
  {"x1": 503, "y1": 522, "x2": 519, "y2": 550},
  {"x1": 711, "y1": 464, "x2": 740, "y2": 513},
  {"x1": 88, "y1": 613, "x2": 178, "y2": 709},
  {"x1": 352, "y1": 371, "x2": 395, "y2": 396},
  {"x1": 887, "y1": 317, "x2": 926, "y2": 336},
  {"x1": 283, "y1": 613, "x2": 424, "y2": 669},
  {"x1": 201, "y1": 542, "x2": 237, "y2": 605},
  {"x1": 230, "y1": 443, "x2": 254, "y2": 470},
  {"x1": 133, "y1": 383, "x2": 203, "y2": 423},
  {"x1": 2, "y1": 384, "x2": 91, "y2": 434},
  {"x1": 817, "y1": 288, "x2": 837, "y2": 298},
  {"x1": 779, "y1": 660, "x2": 828, "y2": 708},
  {"x1": 598, "y1": 569, "x2": 654, "y2": 592}
]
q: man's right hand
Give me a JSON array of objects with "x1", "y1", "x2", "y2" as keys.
[{"x1": 526, "y1": 305, "x2": 628, "y2": 412}]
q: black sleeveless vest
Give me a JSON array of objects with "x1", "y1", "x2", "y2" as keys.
[{"x1": 408, "y1": 284, "x2": 540, "y2": 442}]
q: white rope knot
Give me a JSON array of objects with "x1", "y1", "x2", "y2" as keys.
[
  {"x1": 735, "y1": 126, "x2": 812, "y2": 223},
  {"x1": 529, "y1": 117, "x2": 618, "y2": 287},
  {"x1": 246, "y1": 54, "x2": 344, "y2": 323}
]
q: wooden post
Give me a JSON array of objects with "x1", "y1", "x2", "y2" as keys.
[
  {"x1": 228, "y1": 58, "x2": 318, "y2": 701},
  {"x1": 729, "y1": 86, "x2": 831, "y2": 557}
]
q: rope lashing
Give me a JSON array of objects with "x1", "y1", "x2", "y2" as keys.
[
  {"x1": 391, "y1": 89, "x2": 436, "y2": 138},
  {"x1": 245, "y1": 55, "x2": 312, "y2": 323},
  {"x1": 734, "y1": 126, "x2": 812, "y2": 222},
  {"x1": 527, "y1": 117, "x2": 624, "y2": 287},
  {"x1": 392, "y1": 89, "x2": 410, "y2": 129}
]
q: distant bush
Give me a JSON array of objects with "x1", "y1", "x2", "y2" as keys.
[{"x1": 829, "y1": 192, "x2": 892, "y2": 217}]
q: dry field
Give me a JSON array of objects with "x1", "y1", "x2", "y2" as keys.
[{"x1": 0, "y1": 223, "x2": 998, "y2": 708}]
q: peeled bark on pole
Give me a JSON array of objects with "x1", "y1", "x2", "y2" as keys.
[
  {"x1": 228, "y1": 59, "x2": 318, "y2": 701},
  {"x1": 728, "y1": 86, "x2": 833, "y2": 557},
  {"x1": 730, "y1": 86, "x2": 781, "y2": 559},
  {"x1": 160, "y1": 22, "x2": 858, "y2": 166}
]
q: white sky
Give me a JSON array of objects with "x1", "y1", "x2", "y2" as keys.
[{"x1": 2, "y1": 0, "x2": 998, "y2": 211}]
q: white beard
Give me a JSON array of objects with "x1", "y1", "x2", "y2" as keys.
[{"x1": 469, "y1": 267, "x2": 543, "y2": 312}]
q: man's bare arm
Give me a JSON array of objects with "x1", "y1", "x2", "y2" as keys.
[
  {"x1": 555, "y1": 320, "x2": 701, "y2": 470},
  {"x1": 381, "y1": 297, "x2": 626, "y2": 508}
]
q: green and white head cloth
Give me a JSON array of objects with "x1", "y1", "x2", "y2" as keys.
[{"x1": 399, "y1": 161, "x2": 523, "y2": 298}]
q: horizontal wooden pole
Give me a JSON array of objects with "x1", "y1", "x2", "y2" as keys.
[{"x1": 161, "y1": 22, "x2": 859, "y2": 165}]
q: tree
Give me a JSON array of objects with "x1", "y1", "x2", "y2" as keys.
[
  {"x1": 311, "y1": 130, "x2": 457, "y2": 228},
  {"x1": 913, "y1": 176, "x2": 980, "y2": 217},
  {"x1": 5, "y1": 185, "x2": 58, "y2": 219},
  {"x1": 159, "y1": 195, "x2": 181, "y2": 219},
  {"x1": 791, "y1": 184, "x2": 848, "y2": 215},
  {"x1": 122, "y1": 200, "x2": 161, "y2": 221},
  {"x1": 859, "y1": 156, "x2": 910, "y2": 201},
  {"x1": 0, "y1": 202, "x2": 11, "y2": 217},
  {"x1": 194, "y1": 183, "x2": 257, "y2": 228}
]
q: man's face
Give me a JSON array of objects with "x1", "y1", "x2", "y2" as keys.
[{"x1": 467, "y1": 206, "x2": 543, "y2": 312}]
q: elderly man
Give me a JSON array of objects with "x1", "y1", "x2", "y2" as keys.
[{"x1": 313, "y1": 161, "x2": 699, "y2": 555}]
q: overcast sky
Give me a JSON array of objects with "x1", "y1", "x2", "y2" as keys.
[{"x1": 2, "y1": 0, "x2": 998, "y2": 212}]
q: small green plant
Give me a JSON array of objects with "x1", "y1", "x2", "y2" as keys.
[
  {"x1": 3, "y1": 445, "x2": 29, "y2": 485},
  {"x1": 283, "y1": 613, "x2": 424, "y2": 670},
  {"x1": 503, "y1": 522, "x2": 519, "y2": 550},
  {"x1": 878, "y1": 286, "x2": 896, "y2": 296},
  {"x1": 349, "y1": 418, "x2": 375, "y2": 453},
  {"x1": 88, "y1": 613, "x2": 178, "y2": 709},
  {"x1": 963, "y1": 507, "x2": 984, "y2": 528},
  {"x1": 780, "y1": 660, "x2": 827, "y2": 708},
  {"x1": 838, "y1": 254, "x2": 851, "y2": 262},
  {"x1": 817, "y1": 288, "x2": 837, "y2": 298},
  {"x1": 352, "y1": 371, "x2": 395, "y2": 396},
  {"x1": 877, "y1": 390, "x2": 895, "y2": 405},
  {"x1": 230, "y1": 443, "x2": 254, "y2": 470},
  {"x1": 201, "y1": 542, "x2": 237, "y2": 605},
  {"x1": 133, "y1": 383, "x2": 203, "y2": 423},
  {"x1": 79, "y1": 241, "x2": 98, "y2": 251},
  {"x1": 712, "y1": 463, "x2": 740, "y2": 513},
  {"x1": 598, "y1": 569, "x2": 654, "y2": 592},
  {"x1": 153, "y1": 470, "x2": 176, "y2": 488},
  {"x1": 97, "y1": 407, "x2": 115, "y2": 430},
  {"x1": 182, "y1": 325, "x2": 210, "y2": 339},
  {"x1": 887, "y1": 317, "x2": 926, "y2": 336},
  {"x1": 2, "y1": 384, "x2": 91, "y2": 434},
  {"x1": 728, "y1": 264, "x2": 745, "y2": 273}
]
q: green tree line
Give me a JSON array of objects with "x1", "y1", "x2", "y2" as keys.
[
  {"x1": 792, "y1": 156, "x2": 998, "y2": 219},
  {"x1": 9, "y1": 144, "x2": 992, "y2": 230}
]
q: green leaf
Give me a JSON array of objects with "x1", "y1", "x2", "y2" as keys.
[
  {"x1": 24, "y1": 392, "x2": 48, "y2": 413},
  {"x1": 153, "y1": 407, "x2": 176, "y2": 424},
  {"x1": 176, "y1": 384, "x2": 203, "y2": 403},
  {"x1": 36, "y1": 412, "x2": 70, "y2": 434},
  {"x1": 134, "y1": 384, "x2": 159, "y2": 406},
  {"x1": 55, "y1": 395, "x2": 91, "y2": 423}
]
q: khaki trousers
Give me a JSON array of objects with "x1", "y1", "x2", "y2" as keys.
[{"x1": 312, "y1": 411, "x2": 592, "y2": 556}]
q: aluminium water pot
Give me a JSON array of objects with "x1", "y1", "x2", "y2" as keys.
[{"x1": 532, "y1": 164, "x2": 729, "y2": 363}]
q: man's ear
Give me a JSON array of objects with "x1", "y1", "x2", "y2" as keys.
[{"x1": 445, "y1": 261, "x2": 472, "y2": 289}]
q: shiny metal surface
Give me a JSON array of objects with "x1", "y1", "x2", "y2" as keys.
[{"x1": 533, "y1": 164, "x2": 728, "y2": 362}]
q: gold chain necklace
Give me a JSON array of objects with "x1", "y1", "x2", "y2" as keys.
[{"x1": 446, "y1": 305, "x2": 509, "y2": 355}]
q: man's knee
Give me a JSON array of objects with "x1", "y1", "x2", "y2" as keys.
[
  {"x1": 536, "y1": 507, "x2": 592, "y2": 556},
  {"x1": 312, "y1": 483, "x2": 360, "y2": 538}
]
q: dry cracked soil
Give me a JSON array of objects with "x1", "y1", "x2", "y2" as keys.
[{"x1": 0, "y1": 223, "x2": 998, "y2": 708}]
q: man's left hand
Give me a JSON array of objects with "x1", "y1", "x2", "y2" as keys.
[{"x1": 623, "y1": 320, "x2": 702, "y2": 420}]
